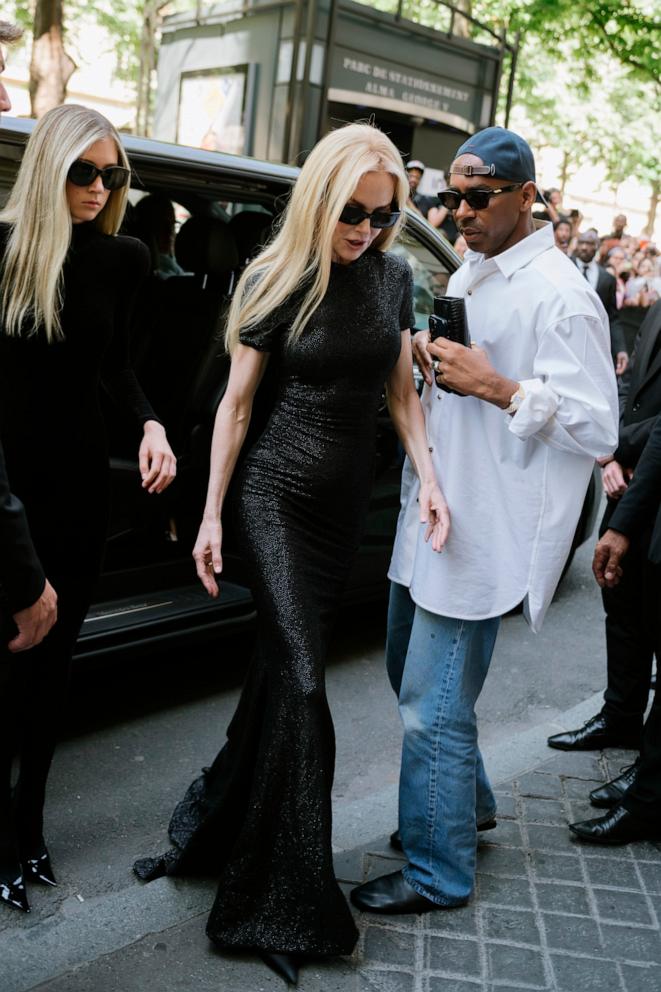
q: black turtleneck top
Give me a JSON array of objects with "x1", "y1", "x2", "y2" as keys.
[{"x1": 0, "y1": 221, "x2": 157, "y2": 580}]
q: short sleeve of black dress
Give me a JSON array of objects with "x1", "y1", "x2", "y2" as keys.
[
  {"x1": 238, "y1": 289, "x2": 299, "y2": 353},
  {"x1": 398, "y1": 258, "x2": 416, "y2": 332}
]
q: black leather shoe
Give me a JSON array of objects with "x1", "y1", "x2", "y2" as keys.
[
  {"x1": 569, "y1": 804, "x2": 661, "y2": 845},
  {"x1": 259, "y1": 952, "x2": 299, "y2": 985},
  {"x1": 390, "y1": 817, "x2": 497, "y2": 853},
  {"x1": 589, "y1": 764, "x2": 638, "y2": 809},
  {"x1": 547, "y1": 713, "x2": 640, "y2": 751},
  {"x1": 350, "y1": 869, "x2": 464, "y2": 914},
  {"x1": 22, "y1": 842, "x2": 57, "y2": 887}
]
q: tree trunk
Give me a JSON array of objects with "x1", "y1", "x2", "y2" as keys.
[
  {"x1": 559, "y1": 149, "x2": 571, "y2": 196},
  {"x1": 135, "y1": 1, "x2": 166, "y2": 136},
  {"x1": 453, "y1": 0, "x2": 472, "y2": 38},
  {"x1": 29, "y1": 0, "x2": 76, "y2": 118},
  {"x1": 643, "y1": 178, "x2": 659, "y2": 237}
]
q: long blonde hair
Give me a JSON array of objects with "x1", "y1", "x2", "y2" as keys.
[
  {"x1": 225, "y1": 123, "x2": 409, "y2": 354},
  {"x1": 0, "y1": 104, "x2": 130, "y2": 341}
]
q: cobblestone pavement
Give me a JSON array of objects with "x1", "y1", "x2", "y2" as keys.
[
  {"x1": 18, "y1": 746, "x2": 661, "y2": 992},
  {"x1": 347, "y1": 748, "x2": 661, "y2": 992}
]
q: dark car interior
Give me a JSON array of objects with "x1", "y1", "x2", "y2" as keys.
[{"x1": 97, "y1": 184, "x2": 284, "y2": 608}]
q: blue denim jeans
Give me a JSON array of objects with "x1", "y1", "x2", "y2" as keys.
[{"x1": 386, "y1": 581, "x2": 500, "y2": 906}]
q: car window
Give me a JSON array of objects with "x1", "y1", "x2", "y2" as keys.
[{"x1": 392, "y1": 228, "x2": 454, "y2": 331}]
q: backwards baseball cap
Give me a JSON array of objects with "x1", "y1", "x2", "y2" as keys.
[
  {"x1": 450, "y1": 127, "x2": 536, "y2": 184},
  {"x1": 405, "y1": 160, "x2": 425, "y2": 172}
]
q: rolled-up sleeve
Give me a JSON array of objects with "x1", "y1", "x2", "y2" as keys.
[{"x1": 508, "y1": 313, "x2": 619, "y2": 458}]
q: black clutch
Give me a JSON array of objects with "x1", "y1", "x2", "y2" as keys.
[{"x1": 428, "y1": 296, "x2": 469, "y2": 394}]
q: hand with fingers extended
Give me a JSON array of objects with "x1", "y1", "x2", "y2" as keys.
[
  {"x1": 592, "y1": 529, "x2": 630, "y2": 588},
  {"x1": 8, "y1": 579, "x2": 58, "y2": 652},
  {"x1": 192, "y1": 516, "x2": 223, "y2": 597},
  {"x1": 138, "y1": 421, "x2": 177, "y2": 494},
  {"x1": 419, "y1": 479, "x2": 451, "y2": 552}
]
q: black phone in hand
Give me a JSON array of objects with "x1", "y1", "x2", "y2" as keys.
[{"x1": 429, "y1": 296, "x2": 469, "y2": 394}]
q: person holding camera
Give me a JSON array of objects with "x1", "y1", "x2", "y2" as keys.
[{"x1": 351, "y1": 127, "x2": 619, "y2": 916}]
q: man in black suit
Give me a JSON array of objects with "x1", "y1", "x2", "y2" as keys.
[
  {"x1": 573, "y1": 231, "x2": 628, "y2": 375},
  {"x1": 549, "y1": 301, "x2": 661, "y2": 757},
  {"x1": 0, "y1": 441, "x2": 57, "y2": 652},
  {"x1": 570, "y1": 413, "x2": 661, "y2": 843},
  {"x1": 0, "y1": 21, "x2": 57, "y2": 651}
]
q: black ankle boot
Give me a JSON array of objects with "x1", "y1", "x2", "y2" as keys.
[
  {"x1": 22, "y1": 841, "x2": 57, "y2": 887},
  {"x1": 259, "y1": 951, "x2": 300, "y2": 985},
  {"x1": 0, "y1": 803, "x2": 30, "y2": 912},
  {"x1": 0, "y1": 868, "x2": 30, "y2": 913}
]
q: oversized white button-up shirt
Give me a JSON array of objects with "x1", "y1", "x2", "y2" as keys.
[{"x1": 389, "y1": 224, "x2": 619, "y2": 632}]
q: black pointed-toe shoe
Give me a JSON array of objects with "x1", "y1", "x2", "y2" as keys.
[
  {"x1": 0, "y1": 872, "x2": 30, "y2": 913},
  {"x1": 589, "y1": 764, "x2": 639, "y2": 809},
  {"x1": 133, "y1": 848, "x2": 181, "y2": 882},
  {"x1": 22, "y1": 843, "x2": 57, "y2": 887},
  {"x1": 259, "y1": 952, "x2": 299, "y2": 986},
  {"x1": 569, "y1": 804, "x2": 661, "y2": 845},
  {"x1": 389, "y1": 817, "x2": 496, "y2": 853},
  {"x1": 547, "y1": 713, "x2": 641, "y2": 752},
  {"x1": 350, "y1": 869, "x2": 465, "y2": 915}
]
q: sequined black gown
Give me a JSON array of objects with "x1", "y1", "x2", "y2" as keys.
[{"x1": 135, "y1": 249, "x2": 414, "y2": 956}]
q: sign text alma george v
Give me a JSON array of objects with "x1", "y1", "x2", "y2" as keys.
[{"x1": 329, "y1": 47, "x2": 477, "y2": 132}]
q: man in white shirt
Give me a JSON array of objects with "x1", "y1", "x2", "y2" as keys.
[
  {"x1": 351, "y1": 127, "x2": 619, "y2": 916},
  {"x1": 573, "y1": 230, "x2": 628, "y2": 375}
]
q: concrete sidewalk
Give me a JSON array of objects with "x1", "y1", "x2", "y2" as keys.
[{"x1": 3, "y1": 693, "x2": 659, "y2": 992}]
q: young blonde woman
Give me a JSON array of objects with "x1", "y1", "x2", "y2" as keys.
[
  {"x1": 0, "y1": 105, "x2": 176, "y2": 914},
  {"x1": 134, "y1": 123, "x2": 449, "y2": 985}
]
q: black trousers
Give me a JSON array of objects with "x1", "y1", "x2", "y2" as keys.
[
  {"x1": 0, "y1": 577, "x2": 89, "y2": 864},
  {"x1": 622, "y1": 562, "x2": 661, "y2": 823},
  {"x1": 601, "y1": 500, "x2": 656, "y2": 733}
]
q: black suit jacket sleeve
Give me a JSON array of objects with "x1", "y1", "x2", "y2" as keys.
[
  {"x1": 610, "y1": 315, "x2": 627, "y2": 361},
  {"x1": 0, "y1": 438, "x2": 46, "y2": 612},
  {"x1": 609, "y1": 414, "x2": 661, "y2": 543},
  {"x1": 615, "y1": 414, "x2": 660, "y2": 467}
]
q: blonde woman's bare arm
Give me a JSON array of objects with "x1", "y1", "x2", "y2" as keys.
[{"x1": 193, "y1": 344, "x2": 269, "y2": 595}]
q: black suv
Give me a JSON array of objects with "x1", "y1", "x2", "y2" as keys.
[{"x1": 0, "y1": 119, "x2": 598, "y2": 660}]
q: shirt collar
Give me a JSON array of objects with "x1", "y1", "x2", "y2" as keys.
[{"x1": 464, "y1": 224, "x2": 554, "y2": 280}]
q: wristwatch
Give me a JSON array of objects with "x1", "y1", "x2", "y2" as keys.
[{"x1": 505, "y1": 383, "x2": 526, "y2": 415}]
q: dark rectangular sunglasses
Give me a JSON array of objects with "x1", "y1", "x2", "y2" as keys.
[
  {"x1": 339, "y1": 203, "x2": 401, "y2": 229},
  {"x1": 67, "y1": 159, "x2": 131, "y2": 191},
  {"x1": 437, "y1": 184, "x2": 523, "y2": 211}
]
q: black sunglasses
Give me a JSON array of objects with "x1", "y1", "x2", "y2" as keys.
[
  {"x1": 67, "y1": 160, "x2": 130, "y2": 191},
  {"x1": 338, "y1": 203, "x2": 401, "y2": 229},
  {"x1": 437, "y1": 184, "x2": 523, "y2": 211}
]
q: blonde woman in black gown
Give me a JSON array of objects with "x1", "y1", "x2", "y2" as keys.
[
  {"x1": 0, "y1": 105, "x2": 176, "y2": 915},
  {"x1": 135, "y1": 123, "x2": 449, "y2": 984}
]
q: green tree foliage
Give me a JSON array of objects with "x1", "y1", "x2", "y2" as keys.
[{"x1": 473, "y1": 0, "x2": 659, "y2": 85}]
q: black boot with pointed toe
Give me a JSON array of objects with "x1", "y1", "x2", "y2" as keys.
[
  {"x1": 259, "y1": 952, "x2": 300, "y2": 986},
  {"x1": 0, "y1": 871, "x2": 30, "y2": 913},
  {"x1": 0, "y1": 803, "x2": 30, "y2": 912},
  {"x1": 22, "y1": 842, "x2": 57, "y2": 887}
]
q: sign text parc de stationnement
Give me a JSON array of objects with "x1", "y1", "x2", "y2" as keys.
[{"x1": 329, "y1": 47, "x2": 476, "y2": 132}]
